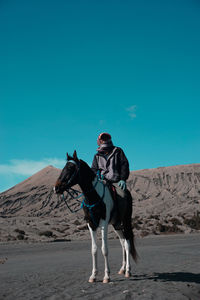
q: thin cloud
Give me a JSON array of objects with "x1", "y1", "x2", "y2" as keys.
[
  {"x1": 126, "y1": 105, "x2": 137, "y2": 119},
  {"x1": 0, "y1": 158, "x2": 66, "y2": 176},
  {"x1": 99, "y1": 120, "x2": 106, "y2": 125}
]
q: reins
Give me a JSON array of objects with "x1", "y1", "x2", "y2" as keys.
[
  {"x1": 61, "y1": 177, "x2": 105, "y2": 215},
  {"x1": 55, "y1": 158, "x2": 106, "y2": 228},
  {"x1": 61, "y1": 188, "x2": 84, "y2": 213}
]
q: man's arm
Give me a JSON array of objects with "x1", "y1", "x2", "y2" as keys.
[
  {"x1": 119, "y1": 149, "x2": 130, "y2": 181},
  {"x1": 91, "y1": 155, "x2": 99, "y2": 175}
]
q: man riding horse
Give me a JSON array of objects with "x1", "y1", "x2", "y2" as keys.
[
  {"x1": 91, "y1": 132, "x2": 131, "y2": 229},
  {"x1": 54, "y1": 137, "x2": 137, "y2": 282}
]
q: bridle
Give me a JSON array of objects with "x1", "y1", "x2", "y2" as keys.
[
  {"x1": 65, "y1": 159, "x2": 80, "y2": 187},
  {"x1": 55, "y1": 159, "x2": 83, "y2": 213},
  {"x1": 55, "y1": 159, "x2": 106, "y2": 216}
]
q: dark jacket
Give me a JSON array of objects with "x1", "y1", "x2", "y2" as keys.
[{"x1": 91, "y1": 147, "x2": 130, "y2": 183}]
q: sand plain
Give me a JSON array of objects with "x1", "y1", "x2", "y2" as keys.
[{"x1": 0, "y1": 233, "x2": 200, "y2": 300}]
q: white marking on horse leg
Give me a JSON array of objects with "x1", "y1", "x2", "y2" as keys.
[
  {"x1": 124, "y1": 239, "x2": 131, "y2": 277},
  {"x1": 101, "y1": 224, "x2": 110, "y2": 283},
  {"x1": 114, "y1": 229, "x2": 126, "y2": 274},
  {"x1": 88, "y1": 225, "x2": 98, "y2": 282}
]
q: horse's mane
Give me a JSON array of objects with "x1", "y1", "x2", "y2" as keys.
[
  {"x1": 79, "y1": 159, "x2": 96, "y2": 183},
  {"x1": 67, "y1": 155, "x2": 95, "y2": 184}
]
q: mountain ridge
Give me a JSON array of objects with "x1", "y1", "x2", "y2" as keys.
[{"x1": 0, "y1": 163, "x2": 199, "y2": 241}]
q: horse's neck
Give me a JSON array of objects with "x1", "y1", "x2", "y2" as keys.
[
  {"x1": 79, "y1": 180, "x2": 94, "y2": 198},
  {"x1": 78, "y1": 161, "x2": 112, "y2": 206},
  {"x1": 78, "y1": 163, "x2": 96, "y2": 200},
  {"x1": 82, "y1": 176, "x2": 112, "y2": 205},
  {"x1": 79, "y1": 174, "x2": 106, "y2": 203}
]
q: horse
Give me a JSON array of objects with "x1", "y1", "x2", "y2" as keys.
[{"x1": 54, "y1": 150, "x2": 138, "y2": 283}]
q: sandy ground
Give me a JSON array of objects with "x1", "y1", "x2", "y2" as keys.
[{"x1": 0, "y1": 234, "x2": 200, "y2": 300}]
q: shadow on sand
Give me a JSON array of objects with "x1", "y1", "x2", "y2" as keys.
[
  {"x1": 153, "y1": 272, "x2": 200, "y2": 284},
  {"x1": 129, "y1": 272, "x2": 200, "y2": 284}
]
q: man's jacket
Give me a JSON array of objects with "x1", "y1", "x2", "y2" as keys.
[{"x1": 91, "y1": 147, "x2": 130, "y2": 183}]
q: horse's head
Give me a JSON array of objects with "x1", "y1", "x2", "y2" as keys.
[{"x1": 54, "y1": 150, "x2": 80, "y2": 194}]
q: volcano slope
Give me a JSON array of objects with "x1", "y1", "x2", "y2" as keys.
[{"x1": 0, "y1": 164, "x2": 200, "y2": 242}]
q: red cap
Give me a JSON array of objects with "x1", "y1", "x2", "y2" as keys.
[{"x1": 97, "y1": 132, "x2": 111, "y2": 146}]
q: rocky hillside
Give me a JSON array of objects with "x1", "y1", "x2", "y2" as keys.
[
  {"x1": 0, "y1": 164, "x2": 200, "y2": 242},
  {"x1": 0, "y1": 166, "x2": 65, "y2": 217},
  {"x1": 128, "y1": 164, "x2": 200, "y2": 235}
]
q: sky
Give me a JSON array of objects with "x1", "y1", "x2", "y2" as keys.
[{"x1": 0, "y1": 0, "x2": 200, "y2": 192}]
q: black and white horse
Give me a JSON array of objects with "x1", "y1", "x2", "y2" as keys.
[{"x1": 54, "y1": 151, "x2": 137, "y2": 283}]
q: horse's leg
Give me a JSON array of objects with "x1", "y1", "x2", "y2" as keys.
[
  {"x1": 118, "y1": 238, "x2": 126, "y2": 275},
  {"x1": 124, "y1": 239, "x2": 131, "y2": 277},
  {"x1": 113, "y1": 228, "x2": 126, "y2": 275},
  {"x1": 88, "y1": 225, "x2": 98, "y2": 283},
  {"x1": 115, "y1": 229, "x2": 132, "y2": 277},
  {"x1": 117, "y1": 190, "x2": 136, "y2": 277},
  {"x1": 101, "y1": 224, "x2": 110, "y2": 283}
]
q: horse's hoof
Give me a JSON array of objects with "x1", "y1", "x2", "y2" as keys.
[
  {"x1": 103, "y1": 278, "x2": 110, "y2": 283},
  {"x1": 118, "y1": 269, "x2": 125, "y2": 275},
  {"x1": 125, "y1": 272, "x2": 131, "y2": 278},
  {"x1": 88, "y1": 278, "x2": 96, "y2": 283}
]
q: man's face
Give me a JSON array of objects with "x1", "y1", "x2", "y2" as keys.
[{"x1": 99, "y1": 139, "x2": 104, "y2": 144}]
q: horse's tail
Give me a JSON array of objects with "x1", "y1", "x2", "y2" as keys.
[
  {"x1": 123, "y1": 226, "x2": 138, "y2": 262},
  {"x1": 123, "y1": 191, "x2": 138, "y2": 263},
  {"x1": 123, "y1": 220, "x2": 138, "y2": 262}
]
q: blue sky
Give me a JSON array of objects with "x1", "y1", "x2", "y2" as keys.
[{"x1": 0, "y1": 0, "x2": 200, "y2": 192}]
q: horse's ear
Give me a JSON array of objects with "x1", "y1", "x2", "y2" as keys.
[
  {"x1": 66, "y1": 152, "x2": 69, "y2": 161},
  {"x1": 73, "y1": 150, "x2": 78, "y2": 161}
]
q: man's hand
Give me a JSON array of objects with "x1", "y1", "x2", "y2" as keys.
[
  {"x1": 118, "y1": 180, "x2": 126, "y2": 190},
  {"x1": 97, "y1": 170, "x2": 104, "y2": 180}
]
